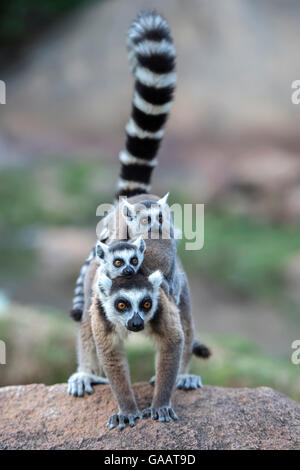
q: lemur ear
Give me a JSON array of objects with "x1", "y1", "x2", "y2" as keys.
[
  {"x1": 148, "y1": 270, "x2": 163, "y2": 290},
  {"x1": 158, "y1": 192, "x2": 170, "y2": 206},
  {"x1": 96, "y1": 241, "x2": 108, "y2": 260},
  {"x1": 133, "y1": 236, "x2": 146, "y2": 254},
  {"x1": 97, "y1": 271, "x2": 112, "y2": 296},
  {"x1": 122, "y1": 200, "x2": 136, "y2": 220}
]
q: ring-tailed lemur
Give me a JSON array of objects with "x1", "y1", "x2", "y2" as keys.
[
  {"x1": 96, "y1": 236, "x2": 146, "y2": 278},
  {"x1": 68, "y1": 10, "x2": 211, "y2": 430},
  {"x1": 97, "y1": 269, "x2": 163, "y2": 334}
]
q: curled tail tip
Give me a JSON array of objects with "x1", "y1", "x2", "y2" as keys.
[
  {"x1": 127, "y1": 9, "x2": 176, "y2": 80},
  {"x1": 70, "y1": 308, "x2": 83, "y2": 322},
  {"x1": 128, "y1": 10, "x2": 173, "y2": 45},
  {"x1": 192, "y1": 340, "x2": 212, "y2": 359}
]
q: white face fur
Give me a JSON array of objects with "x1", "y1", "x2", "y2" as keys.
[
  {"x1": 97, "y1": 270, "x2": 163, "y2": 332},
  {"x1": 96, "y1": 237, "x2": 146, "y2": 279},
  {"x1": 122, "y1": 193, "x2": 172, "y2": 238}
]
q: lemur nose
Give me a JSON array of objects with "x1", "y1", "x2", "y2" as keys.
[
  {"x1": 123, "y1": 266, "x2": 134, "y2": 276},
  {"x1": 127, "y1": 313, "x2": 144, "y2": 332}
]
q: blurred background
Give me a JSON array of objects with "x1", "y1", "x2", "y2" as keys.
[{"x1": 0, "y1": 0, "x2": 300, "y2": 400}]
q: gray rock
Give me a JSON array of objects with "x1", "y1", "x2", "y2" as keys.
[{"x1": 0, "y1": 383, "x2": 299, "y2": 449}]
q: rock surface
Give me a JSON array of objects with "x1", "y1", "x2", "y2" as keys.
[{"x1": 0, "y1": 383, "x2": 299, "y2": 450}]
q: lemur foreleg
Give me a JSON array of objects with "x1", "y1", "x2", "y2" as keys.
[
  {"x1": 148, "y1": 279, "x2": 204, "y2": 391},
  {"x1": 68, "y1": 308, "x2": 108, "y2": 397},
  {"x1": 143, "y1": 291, "x2": 184, "y2": 422}
]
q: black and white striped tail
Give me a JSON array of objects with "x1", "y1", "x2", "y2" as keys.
[
  {"x1": 70, "y1": 247, "x2": 95, "y2": 322},
  {"x1": 116, "y1": 10, "x2": 176, "y2": 199}
]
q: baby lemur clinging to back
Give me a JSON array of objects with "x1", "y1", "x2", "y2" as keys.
[
  {"x1": 96, "y1": 236, "x2": 146, "y2": 279},
  {"x1": 68, "y1": 10, "x2": 211, "y2": 430}
]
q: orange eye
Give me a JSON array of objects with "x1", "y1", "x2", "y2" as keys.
[
  {"x1": 114, "y1": 259, "x2": 123, "y2": 267},
  {"x1": 131, "y1": 257, "x2": 138, "y2": 265},
  {"x1": 117, "y1": 302, "x2": 126, "y2": 310},
  {"x1": 143, "y1": 301, "x2": 151, "y2": 309},
  {"x1": 158, "y1": 216, "x2": 163, "y2": 223}
]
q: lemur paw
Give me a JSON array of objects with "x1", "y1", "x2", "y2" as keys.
[
  {"x1": 176, "y1": 374, "x2": 203, "y2": 390},
  {"x1": 67, "y1": 372, "x2": 108, "y2": 397},
  {"x1": 107, "y1": 411, "x2": 141, "y2": 430},
  {"x1": 142, "y1": 406, "x2": 178, "y2": 422}
]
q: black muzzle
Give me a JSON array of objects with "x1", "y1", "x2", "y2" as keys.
[
  {"x1": 127, "y1": 312, "x2": 144, "y2": 332},
  {"x1": 123, "y1": 266, "x2": 134, "y2": 277}
]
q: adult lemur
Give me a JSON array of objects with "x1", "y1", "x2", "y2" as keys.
[{"x1": 68, "y1": 10, "x2": 210, "y2": 430}]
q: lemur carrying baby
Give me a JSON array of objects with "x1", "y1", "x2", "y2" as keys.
[{"x1": 68, "y1": 10, "x2": 211, "y2": 430}]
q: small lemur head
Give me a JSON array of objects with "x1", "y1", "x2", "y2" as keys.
[
  {"x1": 96, "y1": 237, "x2": 146, "y2": 279},
  {"x1": 97, "y1": 270, "x2": 163, "y2": 332},
  {"x1": 121, "y1": 193, "x2": 172, "y2": 238}
]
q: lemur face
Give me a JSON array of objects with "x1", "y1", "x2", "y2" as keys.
[
  {"x1": 97, "y1": 270, "x2": 163, "y2": 332},
  {"x1": 122, "y1": 193, "x2": 172, "y2": 238},
  {"x1": 96, "y1": 237, "x2": 146, "y2": 279}
]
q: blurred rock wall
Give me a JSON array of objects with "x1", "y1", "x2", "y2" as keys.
[{"x1": 1, "y1": 0, "x2": 300, "y2": 161}]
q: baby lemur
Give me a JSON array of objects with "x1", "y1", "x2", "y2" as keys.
[
  {"x1": 68, "y1": 10, "x2": 211, "y2": 430},
  {"x1": 96, "y1": 236, "x2": 146, "y2": 279}
]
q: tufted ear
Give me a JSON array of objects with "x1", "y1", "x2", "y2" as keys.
[
  {"x1": 96, "y1": 240, "x2": 109, "y2": 261},
  {"x1": 148, "y1": 270, "x2": 163, "y2": 290},
  {"x1": 157, "y1": 192, "x2": 170, "y2": 206},
  {"x1": 122, "y1": 199, "x2": 136, "y2": 220},
  {"x1": 97, "y1": 271, "x2": 112, "y2": 296},
  {"x1": 133, "y1": 236, "x2": 146, "y2": 254}
]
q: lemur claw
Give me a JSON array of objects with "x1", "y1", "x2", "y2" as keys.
[
  {"x1": 142, "y1": 406, "x2": 178, "y2": 422},
  {"x1": 67, "y1": 372, "x2": 108, "y2": 397},
  {"x1": 107, "y1": 412, "x2": 141, "y2": 430},
  {"x1": 176, "y1": 374, "x2": 203, "y2": 390}
]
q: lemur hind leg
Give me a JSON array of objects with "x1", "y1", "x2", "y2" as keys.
[
  {"x1": 143, "y1": 291, "x2": 184, "y2": 422},
  {"x1": 176, "y1": 277, "x2": 203, "y2": 390},
  {"x1": 90, "y1": 296, "x2": 141, "y2": 430}
]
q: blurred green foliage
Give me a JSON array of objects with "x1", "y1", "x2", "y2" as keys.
[
  {"x1": 0, "y1": 160, "x2": 111, "y2": 227},
  {"x1": 0, "y1": 306, "x2": 77, "y2": 386},
  {"x1": 180, "y1": 211, "x2": 300, "y2": 300},
  {"x1": 33, "y1": 312, "x2": 77, "y2": 384},
  {"x1": 0, "y1": 160, "x2": 112, "y2": 281},
  {"x1": 0, "y1": 0, "x2": 93, "y2": 64}
]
